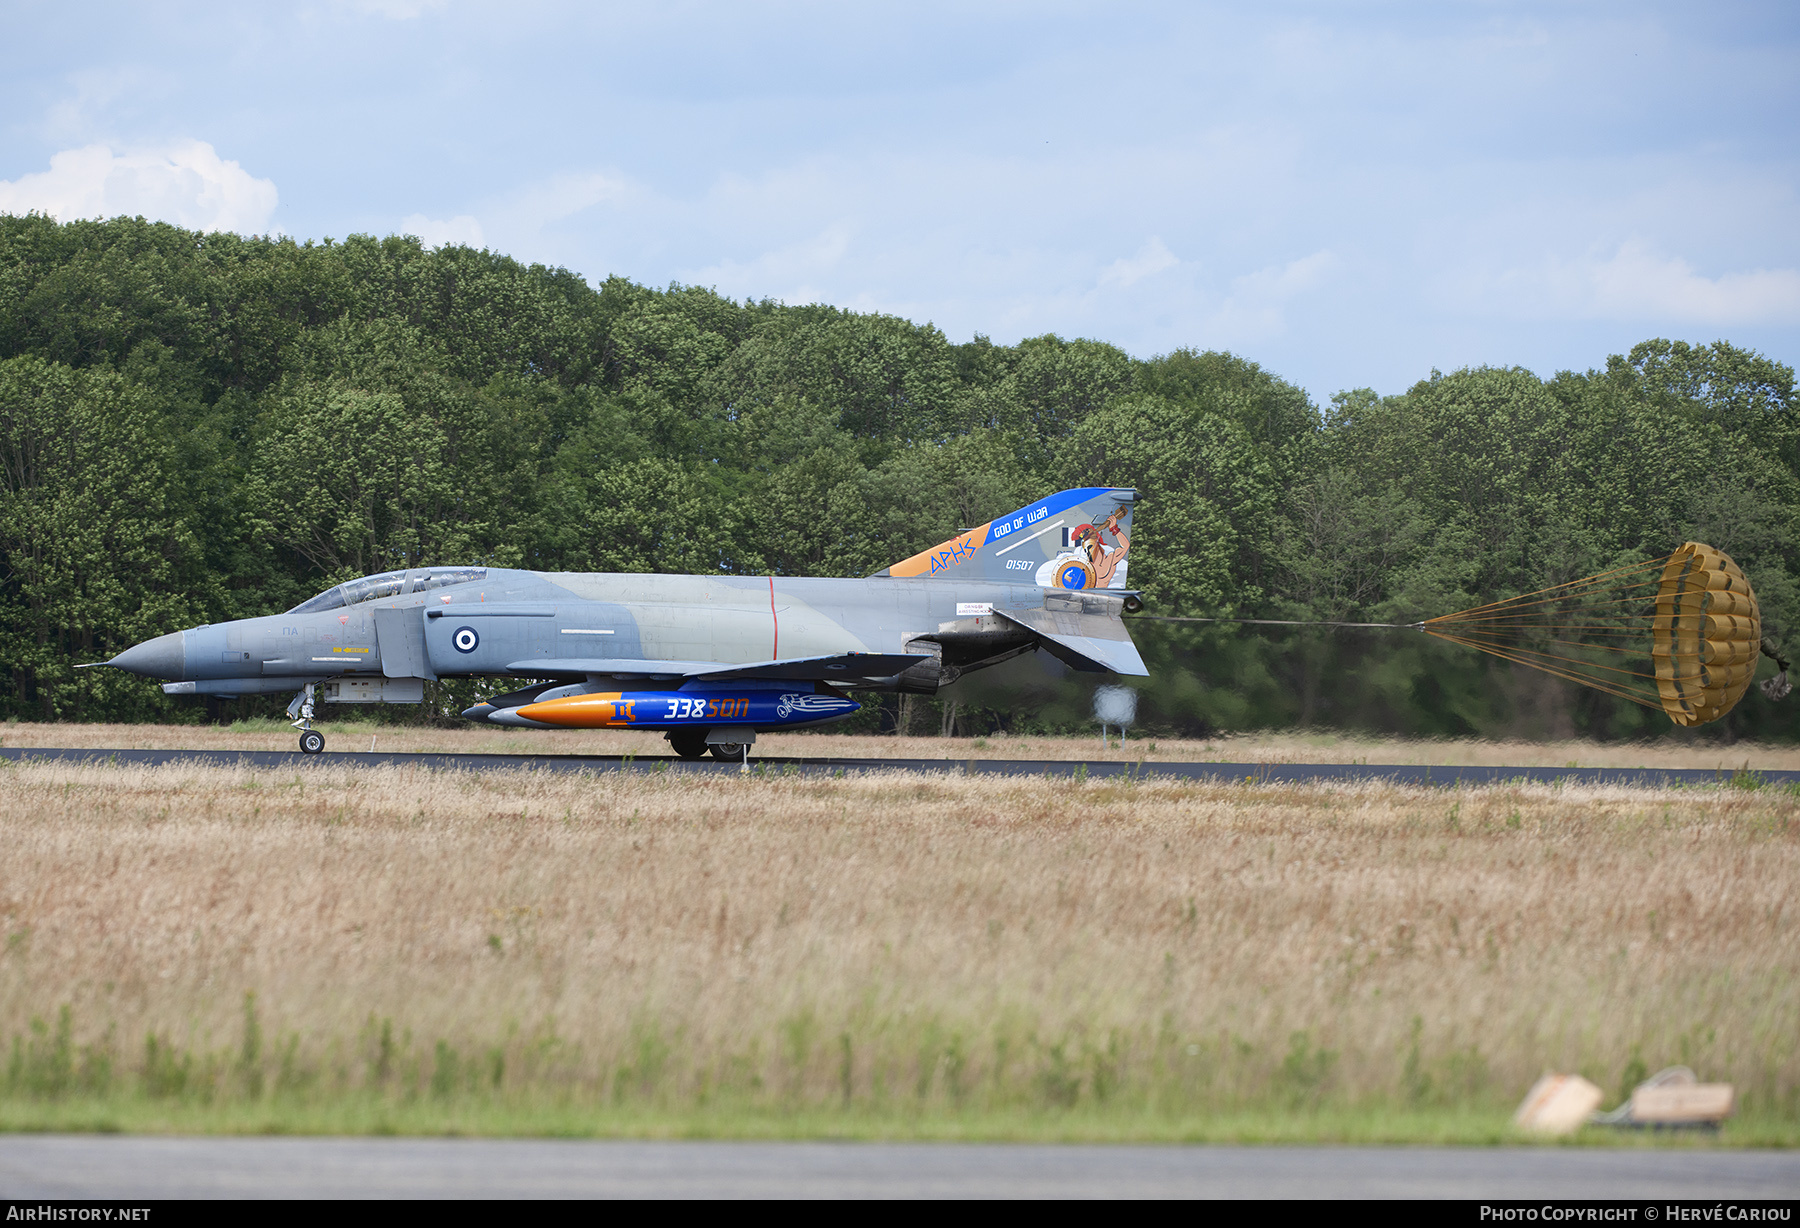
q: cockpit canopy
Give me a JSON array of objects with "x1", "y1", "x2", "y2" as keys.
[{"x1": 287, "y1": 567, "x2": 489, "y2": 615}]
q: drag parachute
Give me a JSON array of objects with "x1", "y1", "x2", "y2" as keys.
[{"x1": 1420, "y1": 542, "x2": 1772, "y2": 727}]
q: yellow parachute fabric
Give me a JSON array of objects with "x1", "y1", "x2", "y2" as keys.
[
  {"x1": 1420, "y1": 542, "x2": 1763, "y2": 728},
  {"x1": 1652, "y1": 543, "x2": 1761, "y2": 726}
]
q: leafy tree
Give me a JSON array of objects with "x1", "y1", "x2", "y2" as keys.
[
  {"x1": 1058, "y1": 392, "x2": 1279, "y2": 614},
  {"x1": 0, "y1": 357, "x2": 203, "y2": 717},
  {"x1": 540, "y1": 454, "x2": 736, "y2": 576},
  {"x1": 242, "y1": 320, "x2": 546, "y2": 593}
]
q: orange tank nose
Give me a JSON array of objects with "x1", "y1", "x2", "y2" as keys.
[{"x1": 516, "y1": 692, "x2": 627, "y2": 727}]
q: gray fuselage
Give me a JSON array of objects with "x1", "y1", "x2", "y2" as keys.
[{"x1": 120, "y1": 569, "x2": 1065, "y2": 693}]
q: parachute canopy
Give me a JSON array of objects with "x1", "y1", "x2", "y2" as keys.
[{"x1": 1420, "y1": 542, "x2": 1764, "y2": 727}]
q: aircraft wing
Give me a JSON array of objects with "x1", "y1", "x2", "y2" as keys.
[
  {"x1": 694, "y1": 652, "x2": 933, "y2": 681},
  {"x1": 505, "y1": 652, "x2": 933, "y2": 682}
]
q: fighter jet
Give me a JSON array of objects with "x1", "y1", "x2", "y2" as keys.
[{"x1": 93, "y1": 486, "x2": 1146, "y2": 758}]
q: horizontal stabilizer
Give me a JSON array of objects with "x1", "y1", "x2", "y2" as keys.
[
  {"x1": 997, "y1": 602, "x2": 1149, "y2": 675},
  {"x1": 506, "y1": 652, "x2": 933, "y2": 681}
]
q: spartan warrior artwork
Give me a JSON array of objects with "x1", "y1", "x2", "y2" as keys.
[{"x1": 1035, "y1": 507, "x2": 1130, "y2": 591}]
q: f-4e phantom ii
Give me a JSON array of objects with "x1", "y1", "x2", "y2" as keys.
[{"x1": 94, "y1": 487, "x2": 1147, "y2": 759}]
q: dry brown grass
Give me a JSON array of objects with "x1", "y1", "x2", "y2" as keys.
[
  {"x1": 7, "y1": 720, "x2": 1800, "y2": 771},
  {"x1": 0, "y1": 758, "x2": 1796, "y2": 1122}
]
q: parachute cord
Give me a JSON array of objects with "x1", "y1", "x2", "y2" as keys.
[
  {"x1": 1423, "y1": 631, "x2": 1666, "y2": 711},
  {"x1": 1419, "y1": 555, "x2": 1674, "y2": 623},
  {"x1": 1426, "y1": 589, "x2": 1666, "y2": 624},
  {"x1": 1122, "y1": 615, "x2": 1666, "y2": 708},
  {"x1": 1123, "y1": 616, "x2": 1424, "y2": 630},
  {"x1": 1421, "y1": 629, "x2": 1669, "y2": 684},
  {"x1": 1120, "y1": 544, "x2": 1772, "y2": 721}
]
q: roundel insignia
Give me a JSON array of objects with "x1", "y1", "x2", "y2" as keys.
[
  {"x1": 452, "y1": 626, "x2": 480, "y2": 653},
  {"x1": 1058, "y1": 561, "x2": 1094, "y2": 590}
]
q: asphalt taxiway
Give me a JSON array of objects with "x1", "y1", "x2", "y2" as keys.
[
  {"x1": 3, "y1": 745, "x2": 1796, "y2": 789},
  {"x1": 2, "y1": 1136, "x2": 1797, "y2": 1199}
]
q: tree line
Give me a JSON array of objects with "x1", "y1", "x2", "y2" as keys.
[{"x1": 2, "y1": 213, "x2": 1795, "y2": 739}]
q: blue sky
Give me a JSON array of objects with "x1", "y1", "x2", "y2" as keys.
[{"x1": 2, "y1": 1, "x2": 1796, "y2": 402}]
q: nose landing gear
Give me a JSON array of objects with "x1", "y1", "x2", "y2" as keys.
[{"x1": 287, "y1": 684, "x2": 324, "y2": 754}]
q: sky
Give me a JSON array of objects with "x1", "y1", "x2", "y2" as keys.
[{"x1": 1, "y1": 0, "x2": 1797, "y2": 403}]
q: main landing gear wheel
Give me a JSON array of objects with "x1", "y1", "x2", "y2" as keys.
[
  {"x1": 709, "y1": 742, "x2": 746, "y2": 762},
  {"x1": 299, "y1": 730, "x2": 325, "y2": 755},
  {"x1": 668, "y1": 729, "x2": 709, "y2": 760}
]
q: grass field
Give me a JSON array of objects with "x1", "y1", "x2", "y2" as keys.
[{"x1": 1, "y1": 747, "x2": 1796, "y2": 1143}]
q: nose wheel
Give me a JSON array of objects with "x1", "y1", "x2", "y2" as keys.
[{"x1": 288, "y1": 683, "x2": 324, "y2": 754}]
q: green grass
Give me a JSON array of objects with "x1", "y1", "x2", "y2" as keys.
[
  {"x1": 4, "y1": 1095, "x2": 1793, "y2": 1146},
  {"x1": 4, "y1": 1004, "x2": 1791, "y2": 1146}
]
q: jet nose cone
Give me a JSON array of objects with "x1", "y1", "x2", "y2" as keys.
[{"x1": 109, "y1": 631, "x2": 187, "y2": 680}]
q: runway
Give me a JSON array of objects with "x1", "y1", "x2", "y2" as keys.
[
  {"x1": 2, "y1": 1136, "x2": 1797, "y2": 1199},
  {"x1": 3, "y1": 745, "x2": 1796, "y2": 789}
]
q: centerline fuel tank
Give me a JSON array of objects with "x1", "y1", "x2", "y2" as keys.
[{"x1": 493, "y1": 682, "x2": 860, "y2": 731}]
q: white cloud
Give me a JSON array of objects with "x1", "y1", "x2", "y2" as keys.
[
  {"x1": 1506, "y1": 240, "x2": 1800, "y2": 326},
  {"x1": 686, "y1": 224, "x2": 853, "y2": 305},
  {"x1": 1228, "y1": 249, "x2": 1338, "y2": 302},
  {"x1": 341, "y1": 0, "x2": 447, "y2": 18},
  {"x1": 1098, "y1": 237, "x2": 1179, "y2": 289},
  {"x1": 400, "y1": 212, "x2": 485, "y2": 249},
  {"x1": 1195, "y1": 250, "x2": 1340, "y2": 343},
  {"x1": 0, "y1": 142, "x2": 277, "y2": 233},
  {"x1": 503, "y1": 172, "x2": 638, "y2": 230},
  {"x1": 459, "y1": 171, "x2": 643, "y2": 267},
  {"x1": 40, "y1": 69, "x2": 155, "y2": 143}
]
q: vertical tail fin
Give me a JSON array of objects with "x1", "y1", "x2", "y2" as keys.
[{"x1": 875, "y1": 487, "x2": 1137, "y2": 590}]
